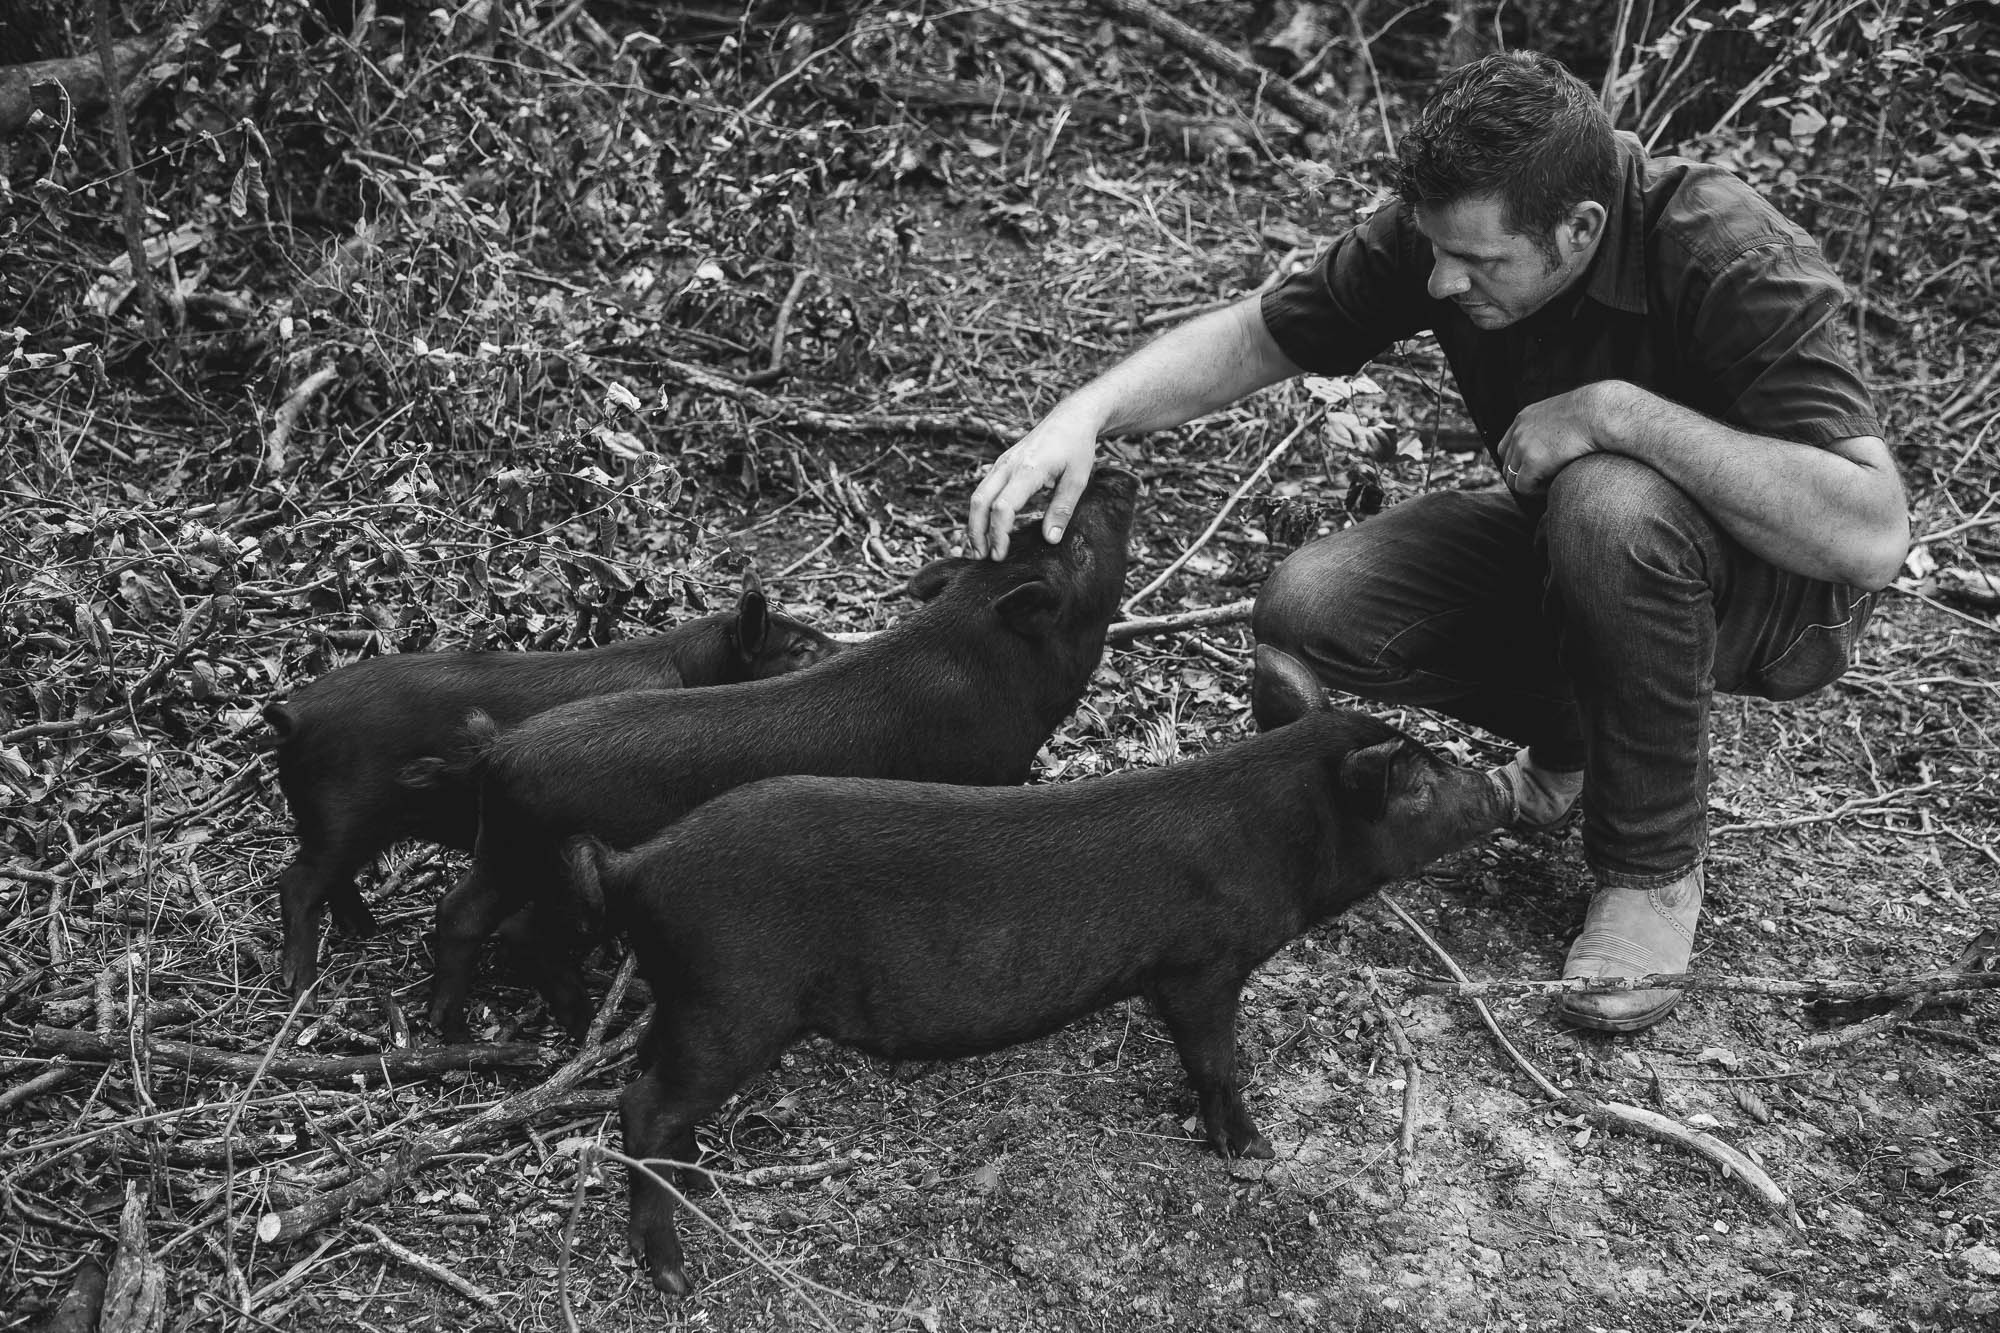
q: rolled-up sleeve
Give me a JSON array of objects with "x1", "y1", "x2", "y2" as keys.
[
  {"x1": 1684, "y1": 243, "x2": 1881, "y2": 445},
  {"x1": 1260, "y1": 207, "x2": 1438, "y2": 377}
]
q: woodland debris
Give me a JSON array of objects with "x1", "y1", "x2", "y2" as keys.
[
  {"x1": 256, "y1": 963, "x2": 645, "y2": 1245},
  {"x1": 1379, "y1": 892, "x2": 1804, "y2": 1231},
  {"x1": 1251, "y1": 2, "x2": 1337, "y2": 76},
  {"x1": 819, "y1": 72, "x2": 1266, "y2": 161},
  {"x1": 1089, "y1": 0, "x2": 1343, "y2": 132}
]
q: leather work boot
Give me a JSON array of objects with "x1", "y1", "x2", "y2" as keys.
[
  {"x1": 1558, "y1": 866, "x2": 1704, "y2": 1033},
  {"x1": 1250, "y1": 644, "x2": 1328, "y2": 731},
  {"x1": 1492, "y1": 746, "x2": 1584, "y2": 832}
]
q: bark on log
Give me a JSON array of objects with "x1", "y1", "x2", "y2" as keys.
[
  {"x1": 30, "y1": 1026, "x2": 544, "y2": 1085},
  {"x1": 0, "y1": 37, "x2": 155, "y2": 136},
  {"x1": 1090, "y1": 0, "x2": 1343, "y2": 132}
]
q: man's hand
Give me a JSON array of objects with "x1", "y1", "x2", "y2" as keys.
[
  {"x1": 1495, "y1": 381, "x2": 1609, "y2": 495},
  {"x1": 968, "y1": 410, "x2": 1100, "y2": 560}
]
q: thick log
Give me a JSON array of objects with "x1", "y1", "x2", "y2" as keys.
[{"x1": 0, "y1": 37, "x2": 155, "y2": 136}]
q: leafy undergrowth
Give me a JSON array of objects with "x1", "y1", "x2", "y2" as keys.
[{"x1": 3, "y1": 3, "x2": 1998, "y2": 1331}]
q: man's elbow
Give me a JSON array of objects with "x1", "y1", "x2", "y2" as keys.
[{"x1": 1843, "y1": 511, "x2": 1911, "y2": 592}]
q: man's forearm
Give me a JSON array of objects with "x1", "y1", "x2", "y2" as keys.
[
  {"x1": 1055, "y1": 297, "x2": 1303, "y2": 438},
  {"x1": 1592, "y1": 381, "x2": 1909, "y2": 590}
]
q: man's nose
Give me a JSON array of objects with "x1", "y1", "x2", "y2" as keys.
[{"x1": 1428, "y1": 259, "x2": 1470, "y2": 301}]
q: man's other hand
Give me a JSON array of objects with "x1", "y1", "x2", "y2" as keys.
[{"x1": 1496, "y1": 381, "x2": 1609, "y2": 494}]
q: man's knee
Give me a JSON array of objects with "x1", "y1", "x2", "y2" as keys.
[{"x1": 1545, "y1": 453, "x2": 1719, "y2": 590}]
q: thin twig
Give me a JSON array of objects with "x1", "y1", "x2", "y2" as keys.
[
  {"x1": 1106, "y1": 599, "x2": 1256, "y2": 645},
  {"x1": 1408, "y1": 971, "x2": 2000, "y2": 1003},
  {"x1": 360, "y1": 1223, "x2": 514, "y2": 1326},
  {"x1": 1124, "y1": 409, "x2": 1325, "y2": 613}
]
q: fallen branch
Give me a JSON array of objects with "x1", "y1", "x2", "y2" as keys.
[
  {"x1": 257, "y1": 960, "x2": 645, "y2": 1245},
  {"x1": 657, "y1": 357, "x2": 1011, "y2": 446},
  {"x1": 1105, "y1": 599, "x2": 1255, "y2": 645},
  {"x1": 1365, "y1": 978, "x2": 1421, "y2": 1191},
  {"x1": 743, "y1": 268, "x2": 813, "y2": 387},
  {"x1": 1408, "y1": 971, "x2": 2000, "y2": 1004},
  {"x1": 30, "y1": 1027, "x2": 543, "y2": 1085},
  {"x1": 0, "y1": 1061, "x2": 75, "y2": 1115},
  {"x1": 1089, "y1": 0, "x2": 1344, "y2": 132},
  {"x1": 1377, "y1": 892, "x2": 1803, "y2": 1231},
  {"x1": 1710, "y1": 779, "x2": 1942, "y2": 835},
  {"x1": 265, "y1": 365, "x2": 341, "y2": 476},
  {"x1": 1796, "y1": 926, "x2": 1997, "y2": 1053}
]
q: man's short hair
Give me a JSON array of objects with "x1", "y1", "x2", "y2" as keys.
[{"x1": 1396, "y1": 52, "x2": 1620, "y2": 256}]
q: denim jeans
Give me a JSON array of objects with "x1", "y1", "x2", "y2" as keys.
[{"x1": 1252, "y1": 454, "x2": 1877, "y2": 886}]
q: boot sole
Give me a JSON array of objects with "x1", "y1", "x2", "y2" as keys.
[{"x1": 1556, "y1": 990, "x2": 1682, "y2": 1033}]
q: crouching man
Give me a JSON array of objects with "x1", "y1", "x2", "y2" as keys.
[{"x1": 966, "y1": 51, "x2": 1908, "y2": 1032}]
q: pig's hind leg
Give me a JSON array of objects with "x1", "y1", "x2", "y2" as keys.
[
  {"x1": 1150, "y1": 974, "x2": 1274, "y2": 1161},
  {"x1": 619, "y1": 1013, "x2": 782, "y2": 1296}
]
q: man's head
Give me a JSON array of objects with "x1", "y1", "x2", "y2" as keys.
[{"x1": 1397, "y1": 52, "x2": 1621, "y2": 329}]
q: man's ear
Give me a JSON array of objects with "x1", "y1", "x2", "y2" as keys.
[{"x1": 1559, "y1": 200, "x2": 1608, "y2": 259}]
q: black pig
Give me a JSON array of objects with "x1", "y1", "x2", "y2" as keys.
[
  {"x1": 574, "y1": 707, "x2": 1509, "y2": 1295},
  {"x1": 429, "y1": 468, "x2": 1140, "y2": 1040},
  {"x1": 263, "y1": 572, "x2": 838, "y2": 995}
]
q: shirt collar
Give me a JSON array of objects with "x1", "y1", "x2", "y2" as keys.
[{"x1": 1582, "y1": 133, "x2": 1651, "y2": 316}]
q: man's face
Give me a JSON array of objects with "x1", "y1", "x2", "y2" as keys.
[{"x1": 1413, "y1": 194, "x2": 1601, "y2": 330}]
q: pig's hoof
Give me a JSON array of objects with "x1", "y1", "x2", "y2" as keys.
[
  {"x1": 428, "y1": 1002, "x2": 471, "y2": 1044},
  {"x1": 651, "y1": 1262, "x2": 693, "y2": 1297},
  {"x1": 331, "y1": 901, "x2": 380, "y2": 937},
  {"x1": 1241, "y1": 1134, "x2": 1276, "y2": 1161}
]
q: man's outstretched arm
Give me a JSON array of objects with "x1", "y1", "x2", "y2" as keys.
[
  {"x1": 968, "y1": 296, "x2": 1304, "y2": 559},
  {"x1": 1500, "y1": 379, "x2": 1909, "y2": 590}
]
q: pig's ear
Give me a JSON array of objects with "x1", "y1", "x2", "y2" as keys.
[
  {"x1": 1332, "y1": 739, "x2": 1409, "y2": 822},
  {"x1": 906, "y1": 559, "x2": 959, "y2": 602},
  {"x1": 736, "y1": 568, "x2": 769, "y2": 655},
  {"x1": 992, "y1": 579, "x2": 1061, "y2": 637}
]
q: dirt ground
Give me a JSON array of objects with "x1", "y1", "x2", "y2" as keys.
[{"x1": 5, "y1": 6, "x2": 1999, "y2": 1331}]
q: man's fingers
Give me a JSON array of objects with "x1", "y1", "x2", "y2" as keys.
[
  {"x1": 968, "y1": 467, "x2": 1007, "y2": 559},
  {"x1": 1043, "y1": 464, "x2": 1091, "y2": 544}
]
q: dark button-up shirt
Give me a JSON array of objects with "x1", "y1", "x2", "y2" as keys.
[{"x1": 1261, "y1": 135, "x2": 1881, "y2": 454}]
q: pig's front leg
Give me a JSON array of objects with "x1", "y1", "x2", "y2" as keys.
[{"x1": 1152, "y1": 976, "x2": 1273, "y2": 1160}]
